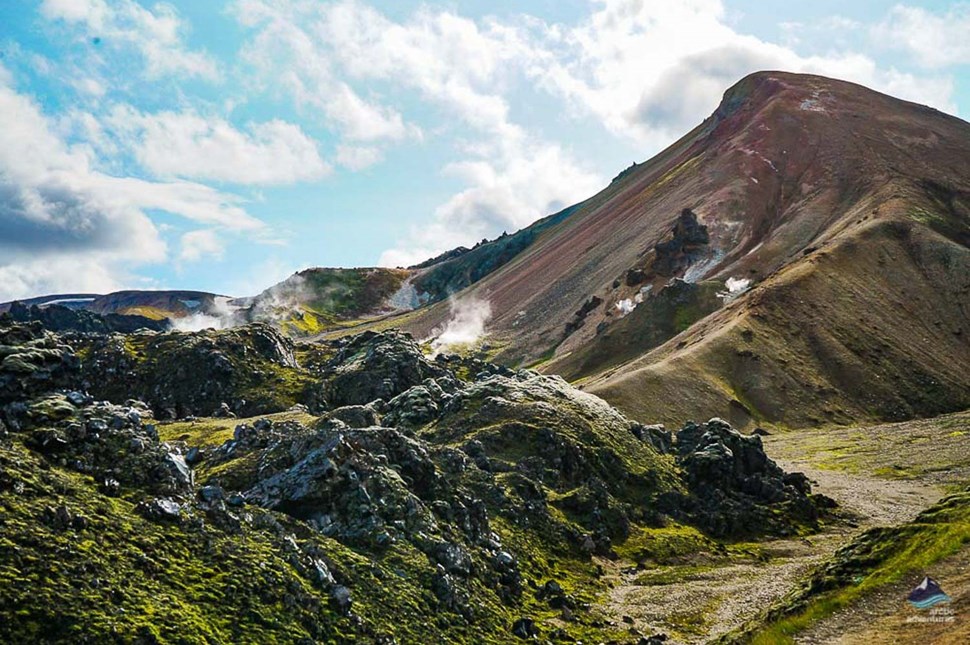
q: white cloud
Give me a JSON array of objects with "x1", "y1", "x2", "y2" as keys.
[
  {"x1": 236, "y1": 0, "x2": 956, "y2": 268},
  {"x1": 235, "y1": 1, "x2": 413, "y2": 142},
  {"x1": 379, "y1": 126, "x2": 602, "y2": 267},
  {"x1": 0, "y1": 257, "x2": 126, "y2": 301},
  {"x1": 70, "y1": 76, "x2": 105, "y2": 97},
  {"x1": 0, "y1": 64, "x2": 265, "y2": 300},
  {"x1": 335, "y1": 145, "x2": 383, "y2": 171},
  {"x1": 527, "y1": 0, "x2": 956, "y2": 145},
  {"x1": 180, "y1": 229, "x2": 225, "y2": 263},
  {"x1": 40, "y1": 0, "x2": 219, "y2": 80},
  {"x1": 107, "y1": 107, "x2": 331, "y2": 185},
  {"x1": 874, "y1": 4, "x2": 970, "y2": 68},
  {"x1": 234, "y1": 1, "x2": 602, "y2": 266}
]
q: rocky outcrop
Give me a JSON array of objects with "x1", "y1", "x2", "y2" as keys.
[
  {"x1": 0, "y1": 320, "x2": 829, "y2": 643},
  {"x1": 673, "y1": 418, "x2": 825, "y2": 536},
  {"x1": 74, "y1": 323, "x2": 319, "y2": 418},
  {"x1": 321, "y1": 330, "x2": 449, "y2": 407},
  {"x1": 0, "y1": 323, "x2": 79, "y2": 405},
  {"x1": 564, "y1": 295, "x2": 604, "y2": 338},
  {"x1": 651, "y1": 209, "x2": 710, "y2": 277}
]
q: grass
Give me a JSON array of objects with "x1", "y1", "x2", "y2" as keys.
[
  {"x1": 747, "y1": 490, "x2": 970, "y2": 644},
  {"x1": 158, "y1": 410, "x2": 317, "y2": 447},
  {"x1": 614, "y1": 523, "x2": 720, "y2": 565}
]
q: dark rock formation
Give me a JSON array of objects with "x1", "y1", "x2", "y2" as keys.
[
  {"x1": 5, "y1": 301, "x2": 169, "y2": 334},
  {"x1": 651, "y1": 209, "x2": 710, "y2": 277},
  {"x1": 673, "y1": 418, "x2": 824, "y2": 536},
  {"x1": 564, "y1": 295, "x2": 604, "y2": 338},
  {"x1": 322, "y1": 330, "x2": 448, "y2": 407}
]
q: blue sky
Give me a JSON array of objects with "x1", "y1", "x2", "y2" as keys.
[{"x1": 0, "y1": 0, "x2": 967, "y2": 299}]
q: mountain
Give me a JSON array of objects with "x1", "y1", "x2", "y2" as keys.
[
  {"x1": 381, "y1": 71, "x2": 970, "y2": 430},
  {"x1": 0, "y1": 290, "x2": 228, "y2": 322},
  {"x1": 3, "y1": 70, "x2": 970, "y2": 644}
]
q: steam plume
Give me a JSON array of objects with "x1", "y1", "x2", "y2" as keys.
[{"x1": 430, "y1": 296, "x2": 491, "y2": 354}]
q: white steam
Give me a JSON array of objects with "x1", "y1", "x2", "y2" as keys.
[
  {"x1": 170, "y1": 296, "x2": 240, "y2": 331},
  {"x1": 615, "y1": 298, "x2": 636, "y2": 316},
  {"x1": 717, "y1": 277, "x2": 753, "y2": 301},
  {"x1": 249, "y1": 273, "x2": 312, "y2": 321},
  {"x1": 430, "y1": 296, "x2": 492, "y2": 354}
]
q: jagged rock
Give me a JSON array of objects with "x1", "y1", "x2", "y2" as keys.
[
  {"x1": 238, "y1": 424, "x2": 449, "y2": 548},
  {"x1": 74, "y1": 323, "x2": 314, "y2": 418},
  {"x1": 0, "y1": 324, "x2": 80, "y2": 407},
  {"x1": 383, "y1": 384, "x2": 441, "y2": 428},
  {"x1": 638, "y1": 635, "x2": 669, "y2": 645},
  {"x1": 434, "y1": 541, "x2": 473, "y2": 576},
  {"x1": 330, "y1": 585, "x2": 353, "y2": 615},
  {"x1": 651, "y1": 209, "x2": 710, "y2": 277},
  {"x1": 137, "y1": 498, "x2": 182, "y2": 522},
  {"x1": 631, "y1": 423, "x2": 672, "y2": 453},
  {"x1": 165, "y1": 453, "x2": 194, "y2": 489},
  {"x1": 213, "y1": 402, "x2": 235, "y2": 418},
  {"x1": 626, "y1": 268, "x2": 647, "y2": 286},
  {"x1": 65, "y1": 391, "x2": 91, "y2": 407},
  {"x1": 42, "y1": 505, "x2": 82, "y2": 532},
  {"x1": 323, "y1": 331, "x2": 447, "y2": 407},
  {"x1": 511, "y1": 617, "x2": 539, "y2": 639},
  {"x1": 311, "y1": 558, "x2": 336, "y2": 589},
  {"x1": 199, "y1": 485, "x2": 224, "y2": 503},
  {"x1": 322, "y1": 405, "x2": 381, "y2": 428},
  {"x1": 0, "y1": 318, "x2": 835, "y2": 643},
  {"x1": 673, "y1": 418, "x2": 822, "y2": 536}
]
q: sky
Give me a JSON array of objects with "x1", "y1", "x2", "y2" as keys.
[{"x1": 1, "y1": 0, "x2": 968, "y2": 300}]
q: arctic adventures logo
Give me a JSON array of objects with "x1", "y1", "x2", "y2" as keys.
[{"x1": 906, "y1": 576, "x2": 955, "y2": 624}]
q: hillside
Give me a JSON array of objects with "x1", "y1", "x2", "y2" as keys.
[
  {"x1": 0, "y1": 320, "x2": 827, "y2": 643},
  {"x1": 386, "y1": 71, "x2": 970, "y2": 430}
]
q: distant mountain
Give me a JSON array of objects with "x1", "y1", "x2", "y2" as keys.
[{"x1": 0, "y1": 290, "x2": 228, "y2": 322}]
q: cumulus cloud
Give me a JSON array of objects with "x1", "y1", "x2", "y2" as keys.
[
  {"x1": 0, "y1": 258, "x2": 126, "y2": 302},
  {"x1": 179, "y1": 229, "x2": 225, "y2": 263},
  {"x1": 236, "y1": 0, "x2": 955, "y2": 267},
  {"x1": 527, "y1": 0, "x2": 956, "y2": 145},
  {"x1": 231, "y1": 1, "x2": 602, "y2": 266},
  {"x1": 0, "y1": 65, "x2": 264, "y2": 300},
  {"x1": 874, "y1": 4, "x2": 970, "y2": 68},
  {"x1": 40, "y1": 0, "x2": 219, "y2": 80},
  {"x1": 234, "y1": 1, "x2": 414, "y2": 142},
  {"x1": 107, "y1": 107, "x2": 330, "y2": 185}
]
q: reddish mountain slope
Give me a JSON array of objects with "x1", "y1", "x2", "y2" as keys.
[{"x1": 395, "y1": 71, "x2": 970, "y2": 429}]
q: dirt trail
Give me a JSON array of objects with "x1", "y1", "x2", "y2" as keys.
[
  {"x1": 598, "y1": 461, "x2": 943, "y2": 643},
  {"x1": 773, "y1": 459, "x2": 943, "y2": 527}
]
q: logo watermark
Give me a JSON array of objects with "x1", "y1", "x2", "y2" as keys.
[{"x1": 905, "y1": 576, "x2": 956, "y2": 624}]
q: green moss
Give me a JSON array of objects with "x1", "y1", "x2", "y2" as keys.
[
  {"x1": 614, "y1": 523, "x2": 720, "y2": 564},
  {"x1": 158, "y1": 410, "x2": 317, "y2": 448},
  {"x1": 745, "y1": 491, "x2": 970, "y2": 644}
]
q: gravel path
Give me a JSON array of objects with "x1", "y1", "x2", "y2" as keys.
[{"x1": 597, "y1": 458, "x2": 944, "y2": 643}]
